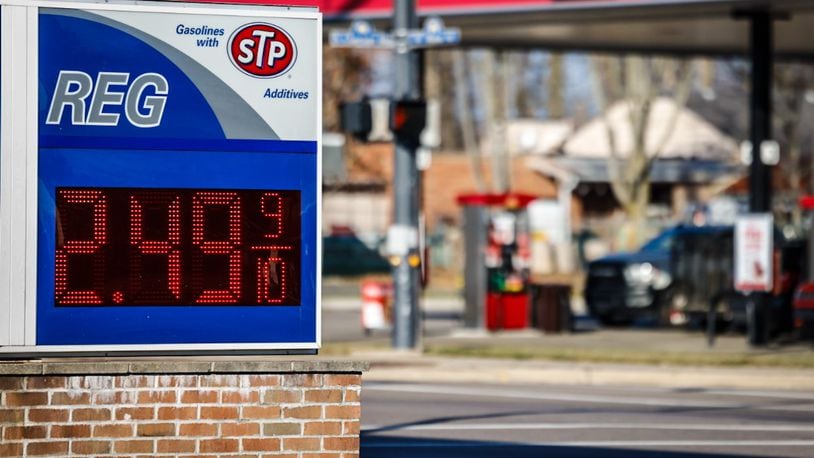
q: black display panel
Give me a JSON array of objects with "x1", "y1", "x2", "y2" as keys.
[{"x1": 54, "y1": 187, "x2": 300, "y2": 306}]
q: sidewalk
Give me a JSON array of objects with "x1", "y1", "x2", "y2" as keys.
[
  {"x1": 321, "y1": 289, "x2": 814, "y2": 391},
  {"x1": 333, "y1": 349, "x2": 814, "y2": 392},
  {"x1": 321, "y1": 307, "x2": 814, "y2": 392},
  {"x1": 323, "y1": 329, "x2": 814, "y2": 391}
]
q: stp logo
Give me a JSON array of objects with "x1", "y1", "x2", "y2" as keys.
[{"x1": 228, "y1": 23, "x2": 296, "y2": 78}]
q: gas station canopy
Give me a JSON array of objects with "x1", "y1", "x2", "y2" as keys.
[
  {"x1": 201, "y1": 0, "x2": 814, "y2": 58},
  {"x1": 429, "y1": 0, "x2": 814, "y2": 58}
]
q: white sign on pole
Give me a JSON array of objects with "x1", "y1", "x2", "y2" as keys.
[
  {"x1": 329, "y1": 18, "x2": 460, "y2": 49},
  {"x1": 734, "y1": 214, "x2": 774, "y2": 293}
]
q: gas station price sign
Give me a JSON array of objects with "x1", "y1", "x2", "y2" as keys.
[
  {"x1": 0, "y1": 1, "x2": 322, "y2": 355},
  {"x1": 55, "y1": 188, "x2": 301, "y2": 307}
]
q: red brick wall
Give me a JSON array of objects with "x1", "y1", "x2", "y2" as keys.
[{"x1": 0, "y1": 369, "x2": 362, "y2": 457}]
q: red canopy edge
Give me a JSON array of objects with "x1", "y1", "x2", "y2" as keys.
[
  {"x1": 457, "y1": 193, "x2": 538, "y2": 208},
  {"x1": 167, "y1": 0, "x2": 622, "y2": 19}
]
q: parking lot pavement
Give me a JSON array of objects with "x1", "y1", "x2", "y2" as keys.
[
  {"x1": 322, "y1": 292, "x2": 809, "y2": 356},
  {"x1": 361, "y1": 381, "x2": 814, "y2": 458}
]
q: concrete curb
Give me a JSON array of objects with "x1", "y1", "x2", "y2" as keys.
[{"x1": 358, "y1": 354, "x2": 814, "y2": 391}]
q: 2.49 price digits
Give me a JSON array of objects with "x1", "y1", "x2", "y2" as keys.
[{"x1": 54, "y1": 187, "x2": 301, "y2": 306}]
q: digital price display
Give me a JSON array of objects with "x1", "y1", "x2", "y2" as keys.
[
  {"x1": 55, "y1": 188, "x2": 300, "y2": 307},
  {"x1": 0, "y1": 1, "x2": 321, "y2": 354}
]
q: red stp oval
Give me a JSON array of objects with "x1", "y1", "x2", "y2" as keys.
[{"x1": 228, "y1": 23, "x2": 297, "y2": 78}]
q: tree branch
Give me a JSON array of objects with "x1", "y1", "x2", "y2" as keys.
[
  {"x1": 452, "y1": 50, "x2": 486, "y2": 192},
  {"x1": 649, "y1": 60, "x2": 695, "y2": 169}
]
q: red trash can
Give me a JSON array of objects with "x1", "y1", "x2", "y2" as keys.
[{"x1": 486, "y1": 292, "x2": 528, "y2": 331}]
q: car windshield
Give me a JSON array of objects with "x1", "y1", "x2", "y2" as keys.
[{"x1": 639, "y1": 230, "x2": 675, "y2": 252}]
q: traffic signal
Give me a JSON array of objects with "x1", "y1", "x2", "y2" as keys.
[
  {"x1": 390, "y1": 99, "x2": 426, "y2": 143},
  {"x1": 339, "y1": 98, "x2": 429, "y2": 144},
  {"x1": 339, "y1": 100, "x2": 372, "y2": 141}
]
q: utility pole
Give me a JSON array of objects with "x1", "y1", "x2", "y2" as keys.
[
  {"x1": 739, "y1": 8, "x2": 776, "y2": 346},
  {"x1": 734, "y1": 8, "x2": 788, "y2": 346},
  {"x1": 391, "y1": 0, "x2": 422, "y2": 349},
  {"x1": 748, "y1": 11, "x2": 772, "y2": 219},
  {"x1": 331, "y1": 4, "x2": 459, "y2": 350}
]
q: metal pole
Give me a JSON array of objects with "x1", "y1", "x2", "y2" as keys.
[
  {"x1": 392, "y1": 0, "x2": 421, "y2": 349},
  {"x1": 462, "y1": 204, "x2": 488, "y2": 329},
  {"x1": 747, "y1": 10, "x2": 773, "y2": 346}
]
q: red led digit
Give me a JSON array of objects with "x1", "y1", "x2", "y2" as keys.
[
  {"x1": 129, "y1": 192, "x2": 182, "y2": 301},
  {"x1": 192, "y1": 191, "x2": 242, "y2": 303},
  {"x1": 251, "y1": 246, "x2": 293, "y2": 304},
  {"x1": 55, "y1": 189, "x2": 108, "y2": 305},
  {"x1": 261, "y1": 192, "x2": 283, "y2": 239},
  {"x1": 256, "y1": 257, "x2": 286, "y2": 303}
]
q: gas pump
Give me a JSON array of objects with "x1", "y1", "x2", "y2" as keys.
[{"x1": 458, "y1": 193, "x2": 536, "y2": 331}]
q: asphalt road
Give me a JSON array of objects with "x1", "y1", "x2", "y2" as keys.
[
  {"x1": 361, "y1": 381, "x2": 814, "y2": 457},
  {"x1": 323, "y1": 308, "x2": 459, "y2": 343}
]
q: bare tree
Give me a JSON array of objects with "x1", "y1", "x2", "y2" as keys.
[
  {"x1": 452, "y1": 50, "x2": 487, "y2": 192},
  {"x1": 774, "y1": 63, "x2": 814, "y2": 230},
  {"x1": 715, "y1": 59, "x2": 814, "y2": 230},
  {"x1": 426, "y1": 50, "x2": 464, "y2": 151},
  {"x1": 476, "y1": 50, "x2": 510, "y2": 193},
  {"x1": 322, "y1": 47, "x2": 370, "y2": 132},
  {"x1": 548, "y1": 52, "x2": 565, "y2": 119},
  {"x1": 592, "y1": 55, "x2": 694, "y2": 249}
]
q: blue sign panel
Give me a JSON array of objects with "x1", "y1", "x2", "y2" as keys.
[{"x1": 33, "y1": 5, "x2": 321, "y2": 350}]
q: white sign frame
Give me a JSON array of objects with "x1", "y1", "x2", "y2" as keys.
[{"x1": 0, "y1": 0, "x2": 323, "y2": 356}]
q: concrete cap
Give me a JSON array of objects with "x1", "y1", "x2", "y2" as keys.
[{"x1": 0, "y1": 358, "x2": 369, "y2": 376}]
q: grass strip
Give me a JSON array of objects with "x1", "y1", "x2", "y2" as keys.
[{"x1": 320, "y1": 341, "x2": 391, "y2": 356}]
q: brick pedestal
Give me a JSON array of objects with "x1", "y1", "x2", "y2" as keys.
[{"x1": 0, "y1": 359, "x2": 367, "y2": 457}]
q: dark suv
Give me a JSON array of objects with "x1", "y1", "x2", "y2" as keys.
[
  {"x1": 585, "y1": 228, "x2": 677, "y2": 325},
  {"x1": 586, "y1": 224, "x2": 802, "y2": 331}
]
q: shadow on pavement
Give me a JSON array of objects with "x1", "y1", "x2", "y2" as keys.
[
  {"x1": 361, "y1": 435, "x2": 762, "y2": 458},
  {"x1": 364, "y1": 410, "x2": 541, "y2": 434}
]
